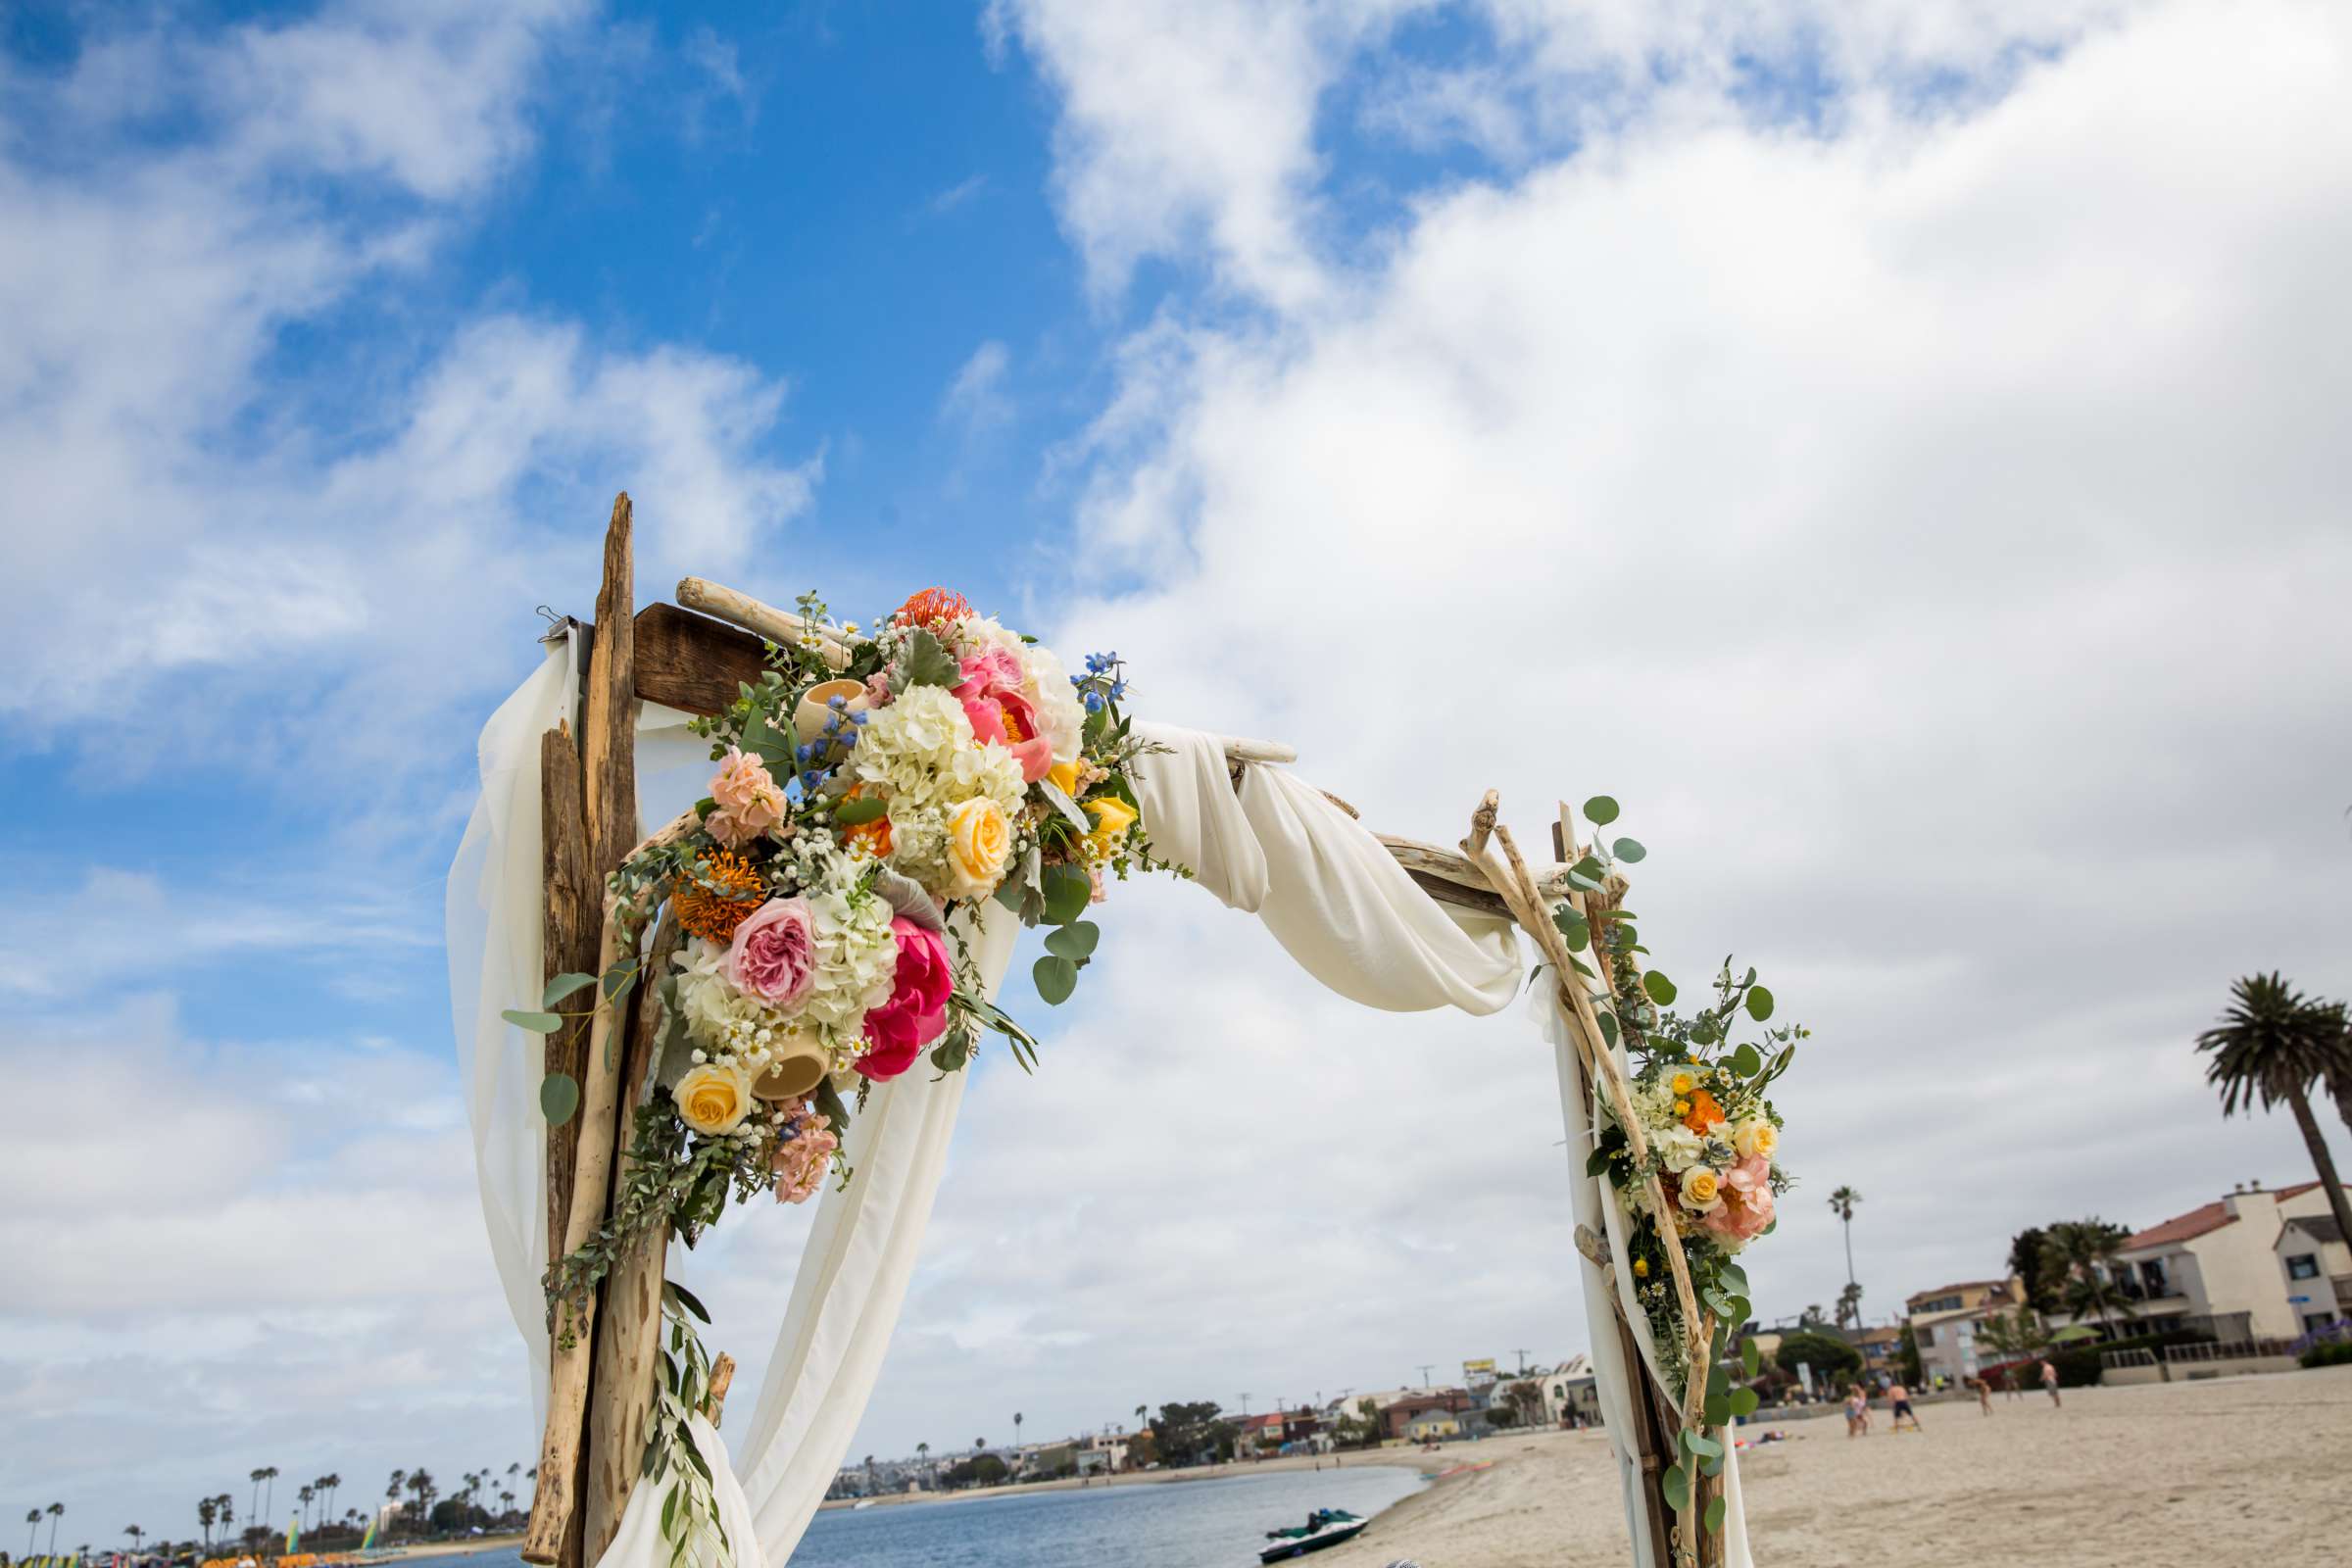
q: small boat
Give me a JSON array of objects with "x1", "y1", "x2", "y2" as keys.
[{"x1": 1257, "y1": 1509, "x2": 1367, "y2": 1562}]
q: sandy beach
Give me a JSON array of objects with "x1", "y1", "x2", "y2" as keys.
[{"x1": 1314, "y1": 1367, "x2": 2351, "y2": 1567}]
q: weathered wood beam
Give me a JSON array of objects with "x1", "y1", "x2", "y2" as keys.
[
  {"x1": 584, "y1": 911, "x2": 686, "y2": 1566},
  {"x1": 541, "y1": 723, "x2": 597, "y2": 1270},
  {"x1": 635, "y1": 602, "x2": 766, "y2": 717},
  {"x1": 524, "y1": 497, "x2": 641, "y2": 1568}
]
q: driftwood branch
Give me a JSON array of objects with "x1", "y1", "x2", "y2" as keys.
[
  {"x1": 702, "y1": 1354, "x2": 737, "y2": 1429},
  {"x1": 676, "y1": 576, "x2": 852, "y2": 669},
  {"x1": 541, "y1": 723, "x2": 596, "y2": 1269}
]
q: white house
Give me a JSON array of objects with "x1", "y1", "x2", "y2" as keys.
[
  {"x1": 2274, "y1": 1213, "x2": 2352, "y2": 1337},
  {"x1": 2059, "y1": 1180, "x2": 2329, "y2": 1343}
]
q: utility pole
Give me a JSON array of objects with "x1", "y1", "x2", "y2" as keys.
[
  {"x1": 1512, "y1": 1348, "x2": 1533, "y2": 1376},
  {"x1": 1416, "y1": 1364, "x2": 1435, "y2": 1388},
  {"x1": 1239, "y1": 1393, "x2": 1250, "y2": 1416}
]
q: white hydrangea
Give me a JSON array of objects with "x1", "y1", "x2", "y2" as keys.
[
  {"x1": 796, "y1": 887, "x2": 899, "y2": 1040},
  {"x1": 674, "y1": 937, "x2": 782, "y2": 1048},
  {"x1": 853, "y1": 679, "x2": 1027, "y2": 899}
]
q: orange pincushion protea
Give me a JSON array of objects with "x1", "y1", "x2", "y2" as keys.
[
  {"x1": 895, "y1": 587, "x2": 971, "y2": 627},
  {"x1": 674, "y1": 850, "x2": 768, "y2": 943},
  {"x1": 1682, "y1": 1088, "x2": 1726, "y2": 1134}
]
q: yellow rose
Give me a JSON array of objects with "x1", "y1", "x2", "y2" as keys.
[
  {"x1": 1669, "y1": 1071, "x2": 1694, "y2": 1097},
  {"x1": 1046, "y1": 759, "x2": 1084, "y2": 799},
  {"x1": 1735, "y1": 1119, "x2": 1779, "y2": 1159},
  {"x1": 1678, "y1": 1167, "x2": 1724, "y2": 1210},
  {"x1": 947, "y1": 796, "x2": 1011, "y2": 896},
  {"x1": 1083, "y1": 796, "x2": 1140, "y2": 857},
  {"x1": 674, "y1": 1060, "x2": 753, "y2": 1136}
]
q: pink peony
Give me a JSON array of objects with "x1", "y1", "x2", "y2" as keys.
[
  {"x1": 1705, "y1": 1165, "x2": 1775, "y2": 1246},
  {"x1": 1725, "y1": 1153, "x2": 1771, "y2": 1198},
  {"x1": 954, "y1": 651, "x2": 1054, "y2": 782},
  {"x1": 857, "y1": 916, "x2": 953, "y2": 1079},
  {"x1": 727, "y1": 897, "x2": 817, "y2": 1004},
  {"x1": 709, "y1": 747, "x2": 785, "y2": 847},
  {"x1": 863, "y1": 672, "x2": 893, "y2": 707}
]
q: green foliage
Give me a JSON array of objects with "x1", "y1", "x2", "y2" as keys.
[
  {"x1": 895, "y1": 627, "x2": 960, "y2": 688},
  {"x1": 1033, "y1": 956, "x2": 1078, "y2": 1004},
  {"x1": 1774, "y1": 1331, "x2": 1862, "y2": 1380},
  {"x1": 502, "y1": 1009, "x2": 562, "y2": 1033},
  {"x1": 1583, "y1": 796, "x2": 1620, "y2": 826},
  {"x1": 538, "y1": 1073, "x2": 580, "y2": 1127},
  {"x1": 2298, "y1": 1339, "x2": 2352, "y2": 1368}
]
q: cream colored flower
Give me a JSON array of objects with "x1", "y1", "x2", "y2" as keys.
[
  {"x1": 1734, "y1": 1118, "x2": 1779, "y2": 1159},
  {"x1": 1652, "y1": 1124, "x2": 1707, "y2": 1173},
  {"x1": 1677, "y1": 1166, "x2": 1725, "y2": 1212},
  {"x1": 674, "y1": 1060, "x2": 754, "y2": 1136},
  {"x1": 946, "y1": 796, "x2": 1010, "y2": 897}
]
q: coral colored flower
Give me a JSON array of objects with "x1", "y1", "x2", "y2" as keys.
[
  {"x1": 857, "y1": 917, "x2": 953, "y2": 1079},
  {"x1": 954, "y1": 650, "x2": 1054, "y2": 782},
  {"x1": 728, "y1": 898, "x2": 818, "y2": 1005},
  {"x1": 1682, "y1": 1089, "x2": 1726, "y2": 1134},
  {"x1": 895, "y1": 587, "x2": 971, "y2": 627}
]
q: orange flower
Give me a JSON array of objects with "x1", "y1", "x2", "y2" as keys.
[
  {"x1": 673, "y1": 850, "x2": 767, "y2": 943},
  {"x1": 1682, "y1": 1088, "x2": 1726, "y2": 1134},
  {"x1": 837, "y1": 784, "x2": 894, "y2": 858},
  {"x1": 894, "y1": 587, "x2": 971, "y2": 627}
]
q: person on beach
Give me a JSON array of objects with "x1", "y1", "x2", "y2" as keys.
[
  {"x1": 1843, "y1": 1383, "x2": 1868, "y2": 1438},
  {"x1": 1886, "y1": 1382, "x2": 1923, "y2": 1432},
  {"x1": 2038, "y1": 1359, "x2": 2062, "y2": 1408},
  {"x1": 1971, "y1": 1375, "x2": 1991, "y2": 1415}
]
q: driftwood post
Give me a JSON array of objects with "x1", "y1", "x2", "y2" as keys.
[
  {"x1": 524, "y1": 496, "x2": 642, "y2": 1568},
  {"x1": 584, "y1": 911, "x2": 686, "y2": 1564}
]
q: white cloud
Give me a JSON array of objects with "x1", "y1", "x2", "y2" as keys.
[
  {"x1": 839, "y1": 0, "x2": 2352, "y2": 1461},
  {"x1": 941, "y1": 339, "x2": 1015, "y2": 435}
]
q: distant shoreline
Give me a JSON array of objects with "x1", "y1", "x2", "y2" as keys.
[{"x1": 816, "y1": 1445, "x2": 1433, "y2": 1512}]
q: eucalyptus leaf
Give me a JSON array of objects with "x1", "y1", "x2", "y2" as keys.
[
  {"x1": 1684, "y1": 1432, "x2": 1723, "y2": 1459},
  {"x1": 1040, "y1": 861, "x2": 1093, "y2": 925},
  {"x1": 1661, "y1": 1462, "x2": 1690, "y2": 1513},
  {"x1": 1729, "y1": 1388, "x2": 1759, "y2": 1418},
  {"x1": 1044, "y1": 921, "x2": 1101, "y2": 960},
  {"x1": 1741, "y1": 1338, "x2": 1762, "y2": 1378},
  {"x1": 542, "y1": 972, "x2": 597, "y2": 1007},
  {"x1": 503, "y1": 1008, "x2": 563, "y2": 1033},
  {"x1": 1731, "y1": 1043, "x2": 1762, "y2": 1078},
  {"x1": 1034, "y1": 955, "x2": 1079, "y2": 1004},
  {"x1": 1613, "y1": 836, "x2": 1647, "y2": 863},
  {"x1": 1704, "y1": 1392, "x2": 1730, "y2": 1427},
  {"x1": 1583, "y1": 795, "x2": 1620, "y2": 826},
  {"x1": 1704, "y1": 1495, "x2": 1727, "y2": 1533},
  {"x1": 1746, "y1": 985, "x2": 1776, "y2": 1022},
  {"x1": 539, "y1": 1072, "x2": 581, "y2": 1126},
  {"x1": 1642, "y1": 971, "x2": 1678, "y2": 1005}
]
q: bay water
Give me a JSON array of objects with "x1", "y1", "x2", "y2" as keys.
[{"x1": 428, "y1": 1465, "x2": 1421, "y2": 1568}]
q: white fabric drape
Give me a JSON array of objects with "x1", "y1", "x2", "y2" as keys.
[
  {"x1": 452, "y1": 680, "x2": 1740, "y2": 1568},
  {"x1": 1539, "y1": 1003, "x2": 1751, "y2": 1568}
]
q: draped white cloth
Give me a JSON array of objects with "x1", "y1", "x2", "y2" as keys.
[{"x1": 451, "y1": 678, "x2": 1745, "y2": 1568}]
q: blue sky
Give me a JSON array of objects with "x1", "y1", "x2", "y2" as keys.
[{"x1": 7, "y1": 0, "x2": 2352, "y2": 1548}]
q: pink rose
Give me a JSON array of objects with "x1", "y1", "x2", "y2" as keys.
[
  {"x1": 709, "y1": 747, "x2": 785, "y2": 846},
  {"x1": 954, "y1": 646, "x2": 1027, "y2": 698},
  {"x1": 1705, "y1": 1171, "x2": 1774, "y2": 1245},
  {"x1": 863, "y1": 672, "x2": 893, "y2": 707},
  {"x1": 728, "y1": 897, "x2": 817, "y2": 1005},
  {"x1": 857, "y1": 916, "x2": 953, "y2": 1079},
  {"x1": 1725, "y1": 1153, "x2": 1771, "y2": 1198}
]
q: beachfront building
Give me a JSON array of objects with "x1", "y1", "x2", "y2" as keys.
[
  {"x1": 2274, "y1": 1214, "x2": 2351, "y2": 1336},
  {"x1": 1839, "y1": 1324, "x2": 1901, "y2": 1379},
  {"x1": 1905, "y1": 1277, "x2": 2026, "y2": 1387},
  {"x1": 2053, "y1": 1180, "x2": 2330, "y2": 1344},
  {"x1": 1382, "y1": 1390, "x2": 1474, "y2": 1442}
]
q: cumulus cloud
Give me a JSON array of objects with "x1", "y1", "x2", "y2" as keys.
[{"x1": 849, "y1": 0, "x2": 2352, "y2": 1459}]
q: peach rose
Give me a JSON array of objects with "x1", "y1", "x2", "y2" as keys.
[
  {"x1": 673, "y1": 1060, "x2": 753, "y2": 1136},
  {"x1": 946, "y1": 796, "x2": 1010, "y2": 897}
]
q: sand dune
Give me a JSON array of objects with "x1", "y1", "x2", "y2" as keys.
[{"x1": 1317, "y1": 1366, "x2": 2352, "y2": 1567}]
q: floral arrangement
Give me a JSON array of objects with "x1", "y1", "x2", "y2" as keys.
[
  {"x1": 504, "y1": 588, "x2": 1170, "y2": 1567},
  {"x1": 1559, "y1": 797, "x2": 1803, "y2": 1532}
]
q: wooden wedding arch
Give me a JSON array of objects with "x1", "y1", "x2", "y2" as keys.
[{"x1": 517, "y1": 497, "x2": 1727, "y2": 1568}]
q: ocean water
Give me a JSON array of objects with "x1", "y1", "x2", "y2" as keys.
[{"x1": 429, "y1": 1466, "x2": 1421, "y2": 1568}]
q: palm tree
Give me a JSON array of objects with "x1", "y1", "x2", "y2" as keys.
[
  {"x1": 1974, "y1": 1305, "x2": 2049, "y2": 1365},
  {"x1": 1012, "y1": 1411, "x2": 1023, "y2": 1449},
  {"x1": 46, "y1": 1503, "x2": 64, "y2": 1556},
  {"x1": 246, "y1": 1474, "x2": 264, "y2": 1540},
  {"x1": 297, "y1": 1489, "x2": 315, "y2": 1536},
  {"x1": 1135, "y1": 1403, "x2": 1148, "y2": 1430},
  {"x1": 2044, "y1": 1218, "x2": 2135, "y2": 1330},
  {"x1": 1827, "y1": 1186, "x2": 1862, "y2": 1292},
  {"x1": 2196, "y1": 973, "x2": 2352, "y2": 1245},
  {"x1": 27, "y1": 1510, "x2": 42, "y2": 1558},
  {"x1": 194, "y1": 1501, "x2": 215, "y2": 1553},
  {"x1": 404, "y1": 1471, "x2": 435, "y2": 1536},
  {"x1": 383, "y1": 1473, "x2": 405, "y2": 1544},
  {"x1": 213, "y1": 1496, "x2": 233, "y2": 1549},
  {"x1": 124, "y1": 1526, "x2": 143, "y2": 1555},
  {"x1": 1835, "y1": 1281, "x2": 1864, "y2": 1329},
  {"x1": 914, "y1": 1441, "x2": 929, "y2": 1472}
]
